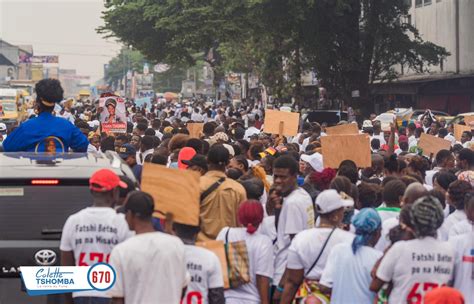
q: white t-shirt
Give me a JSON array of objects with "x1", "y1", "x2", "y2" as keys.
[
  {"x1": 301, "y1": 137, "x2": 310, "y2": 152},
  {"x1": 425, "y1": 168, "x2": 440, "y2": 186},
  {"x1": 191, "y1": 112, "x2": 204, "y2": 122},
  {"x1": 258, "y1": 216, "x2": 276, "y2": 245},
  {"x1": 449, "y1": 220, "x2": 473, "y2": 239},
  {"x1": 376, "y1": 237, "x2": 455, "y2": 304},
  {"x1": 108, "y1": 232, "x2": 188, "y2": 303},
  {"x1": 273, "y1": 188, "x2": 315, "y2": 284},
  {"x1": 408, "y1": 135, "x2": 418, "y2": 148},
  {"x1": 183, "y1": 245, "x2": 224, "y2": 304},
  {"x1": 216, "y1": 228, "x2": 274, "y2": 304},
  {"x1": 60, "y1": 207, "x2": 133, "y2": 298},
  {"x1": 439, "y1": 210, "x2": 467, "y2": 241},
  {"x1": 320, "y1": 243, "x2": 382, "y2": 304},
  {"x1": 445, "y1": 134, "x2": 457, "y2": 145},
  {"x1": 448, "y1": 231, "x2": 474, "y2": 304},
  {"x1": 371, "y1": 134, "x2": 386, "y2": 146},
  {"x1": 154, "y1": 129, "x2": 163, "y2": 140},
  {"x1": 375, "y1": 216, "x2": 399, "y2": 252},
  {"x1": 286, "y1": 228, "x2": 354, "y2": 280},
  {"x1": 376, "y1": 206, "x2": 400, "y2": 223},
  {"x1": 87, "y1": 144, "x2": 98, "y2": 153}
]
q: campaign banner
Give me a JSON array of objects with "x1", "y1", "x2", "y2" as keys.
[
  {"x1": 20, "y1": 56, "x2": 59, "y2": 64},
  {"x1": 135, "y1": 97, "x2": 152, "y2": 109},
  {"x1": 101, "y1": 122, "x2": 127, "y2": 134},
  {"x1": 98, "y1": 96, "x2": 127, "y2": 133},
  {"x1": 20, "y1": 263, "x2": 116, "y2": 296}
]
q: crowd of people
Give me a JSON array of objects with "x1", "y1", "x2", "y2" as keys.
[{"x1": 1, "y1": 79, "x2": 473, "y2": 304}]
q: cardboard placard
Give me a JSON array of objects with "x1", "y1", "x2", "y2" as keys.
[
  {"x1": 321, "y1": 134, "x2": 371, "y2": 168},
  {"x1": 325, "y1": 123, "x2": 359, "y2": 136},
  {"x1": 141, "y1": 163, "x2": 200, "y2": 226},
  {"x1": 196, "y1": 240, "x2": 230, "y2": 289},
  {"x1": 263, "y1": 109, "x2": 300, "y2": 137},
  {"x1": 464, "y1": 115, "x2": 474, "y2": 125},
  {"x1": 418, "y1": 133, "x2": 451, "y2": 157},
  {"x1": 187, "y1": 123, "x2": 204, "y2": 139},
  {"x1": 454, "y1": 124, "x2": 471, "y2": 141}
]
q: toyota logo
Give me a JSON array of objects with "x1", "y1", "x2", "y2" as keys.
[{"x1": 34, "y1": 249, "x2": 57, "y2": 266}]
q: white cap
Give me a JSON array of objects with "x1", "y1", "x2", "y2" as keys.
[
  {"x1": 0, "y1": 123, "x2": 6, "y2": 132},
  {"x1": 316, "y1": 189, "x2": 354, "y2": 214},
  {"x1": 87, "y1": 120, "x2": 100, "y2": 128},
  {"x1": 300, "y1": 152, "x2": 323, "y2": 173},
  {"x1": 362, "y1": 120, "x2": 373, "y2": 128}
]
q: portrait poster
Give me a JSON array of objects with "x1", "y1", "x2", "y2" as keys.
[{"x1": 98, "y1": 96, "x2": 127, "y2": 133}]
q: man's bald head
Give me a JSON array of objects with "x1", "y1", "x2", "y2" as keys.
[{"x1": 402, "y1": 182, "x2": 428, "y2": 206}]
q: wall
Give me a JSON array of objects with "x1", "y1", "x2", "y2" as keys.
[
  {"x1": 0, "y1": 65, "x2": 12, "y2": 85},
  {"x1": 458, "y1": 0, "x2": 474, "y2": 72},
  {"x1": 408, "y1": 0, "x2": 474, "y2": 74},
  {"x1": 0, "y1": 41, "x2": 19, "y2": 67}
]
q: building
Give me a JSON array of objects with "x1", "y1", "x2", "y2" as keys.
[
  {"x1": 0, "y1": 54, "x2": 16, "y2": 86},
  {"x1": 17, "y1": 45, "x2": 33, "y2": 81},
  {"x1": 371, "y1": 0, "x2": 474, "y2": 114},
  {"x1": 0, "y1": 40, "x2": 19, "y2": 86}
]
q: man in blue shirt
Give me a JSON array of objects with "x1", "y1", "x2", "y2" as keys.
[
  {"x1": 3, "y1": 79, "x2": 88, "y2": 152},
  {"x1": 118, "y1": 143, "x2": 142, "y2": 183}
]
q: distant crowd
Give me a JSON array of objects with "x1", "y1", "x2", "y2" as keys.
[{"x1": 1, "y1": 79, "x2": 472, "y2": 304}]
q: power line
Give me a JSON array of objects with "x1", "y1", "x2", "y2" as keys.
[
  {"x1": 7, "y1": 39, "x2": 121, "y2": 48},
  {"x1": 35, "y1": 51, "x2": 117, "y2": 57}
]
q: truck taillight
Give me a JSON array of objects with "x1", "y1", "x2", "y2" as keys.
[{"x1": 31, "y1": 179, "x2": 59, "y2": 185}]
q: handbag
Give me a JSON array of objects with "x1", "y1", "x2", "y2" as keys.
[
  {"x1": 294, "y1": 227, "x2": 337, "y2": 304},
  {"x1": 224, "y1": 228, "x2": 251, "y2": 289}
]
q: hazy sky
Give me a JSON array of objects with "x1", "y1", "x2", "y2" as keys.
[{"x1": 0, "y1": 0, "x2": 122, "y2": 83}]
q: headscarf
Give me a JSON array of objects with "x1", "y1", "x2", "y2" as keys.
[
  {"x1": 424, "y1": 287, "x2": 464, "y2": 304},
  {"x1": 164, "y1": 126, "x2": 174, "y2": 134},
  {"x1": 409, "y1": 196, "x2": 444, "y2": 238},
  {"x1": 351, "y1": 208, "x2": 381, "y2": 254},
  {"x1": 211, "y1": 132, "x2": 229, "y2": 143},
  {"x1": 238, "y1": 200, "x2": 264, "y2": 234},
  {"x1": 457, "y1": 170, "x2": 474, "y2": 187}
]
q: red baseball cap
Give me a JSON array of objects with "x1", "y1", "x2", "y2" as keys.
[
  {"x1": 178, "y1": 147, "x2": 197, "y2": 170},
  {"x1": 89, "y1": 169, "x2": 127, "y2": 192}
]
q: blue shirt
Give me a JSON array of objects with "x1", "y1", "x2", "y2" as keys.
[
  {"x1": 3, "y1": 112, "x2": 88, "y2": 152},
  {"x1": 131, "y1": 164, "x2": 142, "y2": 183}
]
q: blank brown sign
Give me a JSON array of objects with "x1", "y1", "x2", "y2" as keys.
[
  {"x1": 141, "y1": 163, "x2": 200, "y2": 226},
  {"x1": 263, "y1": 110, "x2": 300, "y2": 136},
  {"x1": 418, "y1": 133, "x2": 451, "y2": 157},
  {"x1": 196, "y1": 240, "x2": 230, "y2": 289},
  {"x1": 187, "y1": 123, "x2": 204, "y2": 138},
  {"x1": 321, "y1": 134, "x2": 371, "y2": 168},
  {"x1": 454, "y1": 124, "x2": 471, "y2": 141},
  {"x1": 464, "y1": 116, "x2": 474, "y2": 125},
  {"x1": 325, "y1": 123, "x2": 359, "y2": 135}
]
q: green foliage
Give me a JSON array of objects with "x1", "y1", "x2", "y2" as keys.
[
  {"x1": 105, "y1": 47, "x2": 145, "y2": 85},
  {"x1": 100, "y1": 0, "x2": 450, "y2": 109}
]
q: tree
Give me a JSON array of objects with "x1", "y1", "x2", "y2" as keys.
[
  {"x1": 104, "y1": 47, "x2": 145, "y2": 87},
  {"x1": 99, "y1": 0, "x2": 248, "y2": 65},
  {"x1": 302, "y1": 0, "x2": 449, "y2": 112},
  {"x1": 99, "y1": 0, "x2": 316, "y2": 104},
  {"x1": 100, "y1": 0, "x2": 449, "y2": 112}
]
